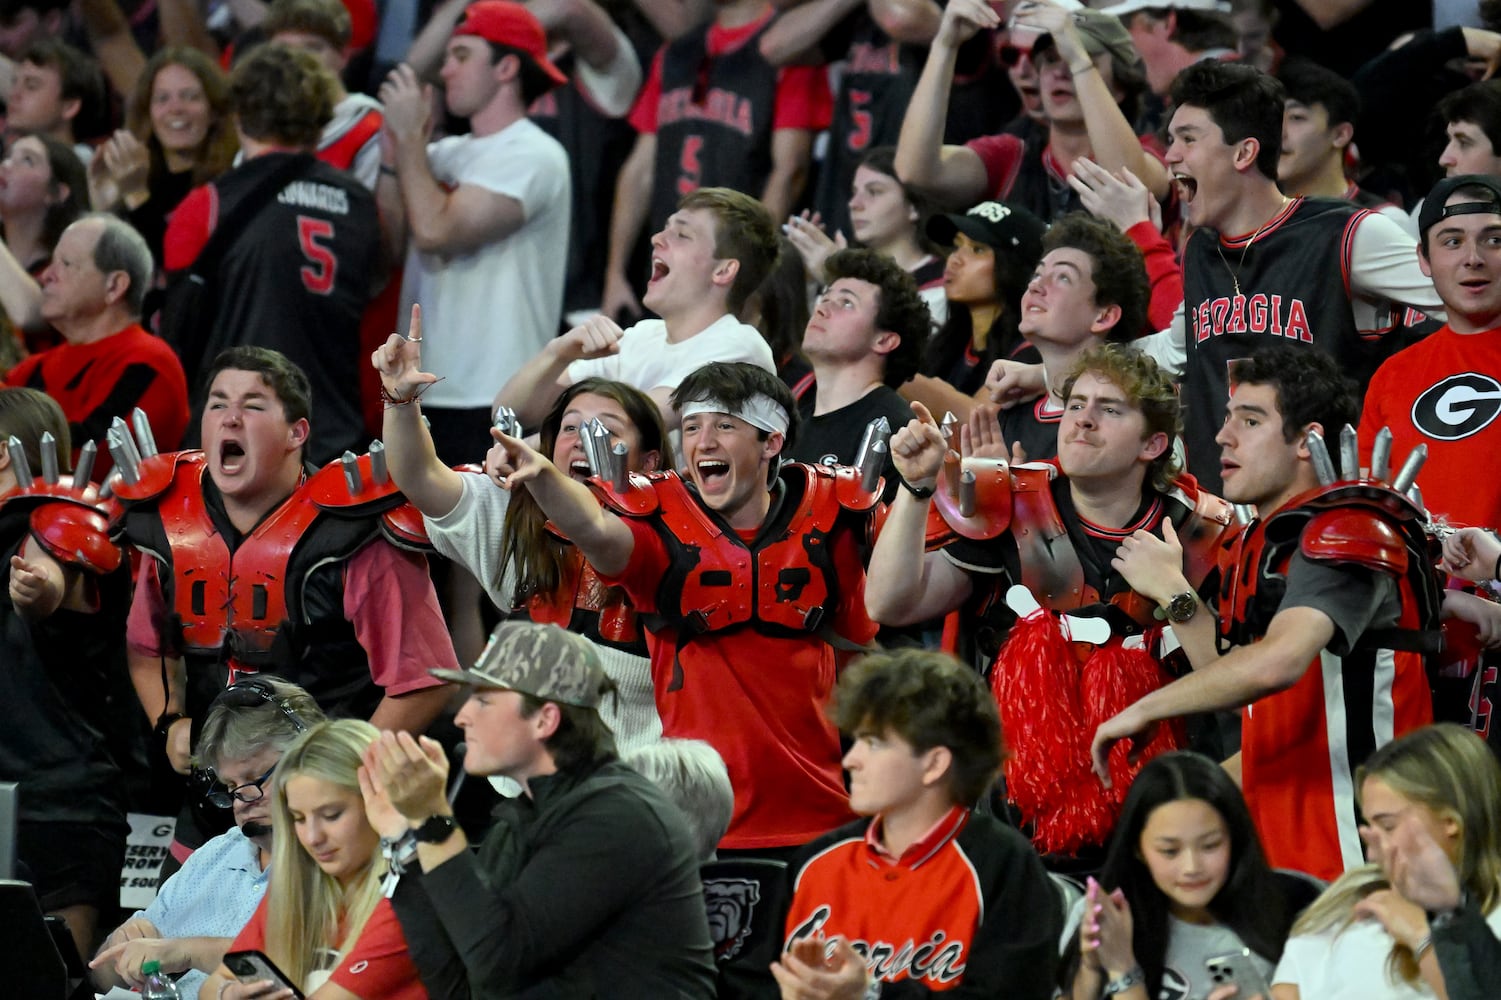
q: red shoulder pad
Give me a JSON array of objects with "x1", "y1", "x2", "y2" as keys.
[
  {"x1": 588, "y1": 471, "x2": 664, "y2": 516},
  {"x1": 933, "y1": 458, "x2": 1019, "y2": 540},
  {"x1": 1300, "y1": 508, "x2": 1408, "y2": 575},
  {"x1": 29, "y1": 500, "x2": 121, "y2": 573},
  {"x1": 111, "y1": 450, "x2": 200, "y2": 503},
  {"x1": 822, "y1": 463, "x2": 880, "y2": 513},
  {"x1": 380, "y1": 501, "x2": 433, "y2": 551},
  {"x1": 923, "y1": 501, "x2": 956, "y2": 550},
  {"x1": 306, "y1": 454, "x2": 404, "y2": 515}
]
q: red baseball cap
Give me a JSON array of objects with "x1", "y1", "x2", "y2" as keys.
[{"x1": 452, "y1": 1, "x2": 568, "y2": 87}]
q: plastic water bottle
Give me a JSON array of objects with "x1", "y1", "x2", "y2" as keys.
[{"x1": 141, "y1": 959, "x2": 183, "y2": 999}]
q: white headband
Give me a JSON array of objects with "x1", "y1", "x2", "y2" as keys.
[{"x1": 679, "y1": 393, "x2": 790, "y2": 437}]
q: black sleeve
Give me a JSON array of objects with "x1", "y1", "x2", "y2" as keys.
[
  {"x1": 1276, "y1": 551, "x2": 1399, "y2": 656},
  {"x1": 390, "y1": 862, "x2": 474, "y2": 1000},
  {"x1": 1432, "y1": 899, "x2": 1501, "y2": 1000},
  {"x1": 1350, "y1": 27, "x2": 1468, "y2": 172}
]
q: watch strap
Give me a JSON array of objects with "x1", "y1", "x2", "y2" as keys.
[
  {"x1": 412, "y1": 813, "x2": 459, "y2": 844},
  {"x1": 1103, "y1": 965, "x2": 1144, "y2": 995}
]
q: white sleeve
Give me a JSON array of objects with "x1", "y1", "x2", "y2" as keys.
[
  {"x1": 1271, "y1": 933, "x2": 1316, "y2": 986},
  {"x1": 351, "y1": 134, "x2": 383, "y2": 191},
  {"x1": 573, "y1": 21, "x2": 644, "y2": 118},
  {"x1": 1135, "y1": 303, "x2": 1186, "y2": 377},
  {"x1": 425, "y1": 471, "x2": 515, "y2": 609},
  {"x1": 1349, "y1": 210, "x2": 1446, "y2": 318}
]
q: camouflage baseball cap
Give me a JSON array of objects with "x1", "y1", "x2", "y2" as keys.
[{"x1": 430, "y1": 622, "x2": 606, "y2": 708}]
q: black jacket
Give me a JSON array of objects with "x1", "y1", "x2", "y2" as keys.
[{"x1": 391, "y1": 757, "x2": 717, "y2": 999}]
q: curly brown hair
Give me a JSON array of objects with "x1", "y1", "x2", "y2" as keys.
[
  {"x1": 823, "y1": 247, "x2": 931, "y2": 387},
  {"x1": 1060, "y1": 342, "x2": 1182, "y2": 491},
  {"x1": 1041, "y1": 213, "x2": 1151, "y2": 341}
]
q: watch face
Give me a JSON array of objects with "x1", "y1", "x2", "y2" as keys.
[
  {"x1": 416, "y1": 815, "x2": 457, "y2": 843},
  {"x1": 1167, "y1": 593, "x2": 1196, "y2": 623}
]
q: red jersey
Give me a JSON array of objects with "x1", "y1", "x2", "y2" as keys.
[
  {"x1": 784, "y1": 807, "x2": 1061, "y2": 997},
  {"x1": 1359, "y1": 323, "x2": 1501, "y2": 531}
]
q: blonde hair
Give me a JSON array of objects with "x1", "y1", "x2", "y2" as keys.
[
  {"x1": 1299, "y1": 724, "x2": 1501, "y2": 988},
  {"x1": 265, "y1": 719, "x2": 384, "y2": 990}
]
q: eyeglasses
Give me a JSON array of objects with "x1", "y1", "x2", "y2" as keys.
[{"x1": 203, "y1": 764, "x2": 277, "y2": 809}]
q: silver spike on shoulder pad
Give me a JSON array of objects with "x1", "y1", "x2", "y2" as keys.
[
  {"x1": 1392, "y1": 444, "x2": 1428, "y2": 495},
  {"x1": 369, "y1": 440, "x2": 389, "y2": 486},
  {"x1": 8, "y1": 435, "x2": 32, "y2": 485},
  {"x1": 39, "y1": 431, "x2": 59, "y2": 484},
  {"x1": 106, "y1": 428, "x2": 139, "y2": 485},
  {"x1": 611, "y1": 441, "x2": 630, "y2": 492},
  {"x1": 1339, "y1": 424, "x2": 1359, "y2": 481},
  {"x1": 1370, "y1": 426, "x2": 1393, "y2": 483},
  {"x1": 341, "y1": 451, "x2": 363, "y2": 495},
  {"x1": 132, "y1": 407, "x2": 159, "y2": 458},
  {"x1": 73, "y1": 440, "x2": 97, "y2": 490},
  {"x1": 493, "y1": 405, "x2": 519, "y2": 438},
  {"x1": 1305, "y1": 429, "x2": 1336, "y2": 486}
]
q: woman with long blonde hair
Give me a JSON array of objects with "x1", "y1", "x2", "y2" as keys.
[
  {"x1": 1272, "y1": 723, "x2": 1501, "y2": 999},
  {"x1": 200, "y1": 719, "x2": 426, "y2": 999}
]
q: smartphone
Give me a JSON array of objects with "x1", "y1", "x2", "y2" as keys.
[
  {"x1": 223, "y1": 950, "x2": 306, "y2": 999},
  {"x1": 1206, "y1": 948, "x2": 1272, "y2": 998}
]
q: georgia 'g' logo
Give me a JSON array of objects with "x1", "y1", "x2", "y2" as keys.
[{"x1": 1411, "y1": 373, "x2": 1501, "y2": 441}]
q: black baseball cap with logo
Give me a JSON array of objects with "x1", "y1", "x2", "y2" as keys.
[{"x1": 1419, "y1": 174, "x2": 1501, "y2": 248}]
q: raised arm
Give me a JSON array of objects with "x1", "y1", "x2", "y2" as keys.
[
  {"x1": 495, "y1": 316, "x2": 629, "y2": 427},
  {"x1": 488, "y1": 429, "x2": 638, "y2": 575},
  {"x1": 1014, "y1": 2, "x2": 1167, "y2": 199},
  {"x1": 603, "y1": 131, "x2": 656, "y2": 321},
  {"x1": 373, "y1": 305, "x2": 465, "y2": 518},
  {"x1": 380, "y1": 65, "x2": 527, "y2": 256},
  {"x1": 866, "y1": 401, "x2": 975, "y2": 624},
  {"x1": 758, "y1": 0, "x2": 863, "y2": 67},
  {"x1": 78, "y1": 0, "x2": 146, "y2": 99},
  {"x1": 406, "y1": 0, "x2": 470, "y2": 78},
  {"x1": 893, "y1": 0, "x2": 994, "y2": 207},
  {"x1": 868, "y1": 0, "x2": 940, "y2": 44}
]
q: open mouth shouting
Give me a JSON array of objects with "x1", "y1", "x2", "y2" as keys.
[
  {"x1": 218, "y1": 438, "x2": 247, "y2": 476},
  {"x1": 648, "y1": 256, "x2": 670, "y2": 287},
  {"x1": 695, "y1": 459, "x2": 731, "y2": 494},
  {"x1": 1174, "y1": 171, "x2": 1198, "y2": 204}
]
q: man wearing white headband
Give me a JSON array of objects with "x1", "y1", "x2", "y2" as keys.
[{"x1": 489, "y1": 361, "x2": 881, "y2": 857}]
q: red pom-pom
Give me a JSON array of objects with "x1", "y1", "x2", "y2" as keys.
[
  {"x1": 992, "y1": 611, "x2": 1095, "y2": 848},
  {"x1": 1082, "y1": 635, "x2": 1186, "y2": 804}
]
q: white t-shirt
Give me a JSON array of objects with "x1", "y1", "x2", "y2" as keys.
[
  {"x1": 402, "y1": 119, "x2": 571, "y2": 408},
  {"x1": 567, "y1": 314, "x2": 777, "y2": 390},
  {"x1": 1273, "y1": 906, "x2": 1501, "y2": 999}
]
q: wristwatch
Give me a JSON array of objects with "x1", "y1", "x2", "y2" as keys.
[
  {"x1": 1103, "y1": 965, "x2": 1144, "y2": 995},
  {"x1": 412, "y1": 814, "x2": 459, "y2": 844},
  {"x1": 1160, "y1": 590, "x2": 1198, "y2": 624}
]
